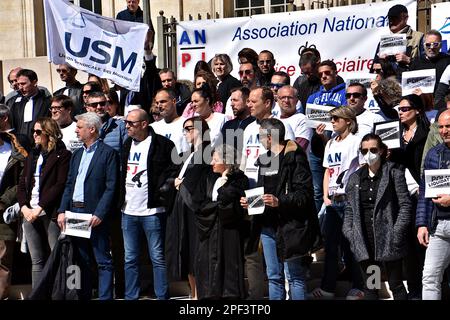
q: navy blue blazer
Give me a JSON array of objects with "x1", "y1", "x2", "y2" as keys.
[{"x1": 58, "y1": 140, "x2": 119, "y2": 221}]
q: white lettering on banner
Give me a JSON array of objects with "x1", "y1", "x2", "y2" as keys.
[
  {"x1": 43, "y1": 0, "x2": 148, "y2": 91},
  {"x1": 176, "y1": 0, "x2": 416, "y2": 81}
]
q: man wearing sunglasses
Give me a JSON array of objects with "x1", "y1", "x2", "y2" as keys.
[
  {"x1": 372, "y1": 4, "x2": 424, "y2": 76},
  {"x1": 346, "y1": 83, "x2": 385, "y2": 138},
  {"x1": 53, "y1": 64, "x2": 84, "y2": 116},
  {"x1": 410, "y1": 30, "x2": 450, "y2": 93}
]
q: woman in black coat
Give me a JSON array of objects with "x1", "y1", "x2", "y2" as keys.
[
  {"x1": 194, "y1": 144, "x2": 248, "y2": 300},
  {"x1": 17, "y1": 118, "x2": 71, "y2": 289},
  {"x1": 165, "y1": 116, "x2": 212, "y2": 299},
  {"x1": 343, "y1": 133, "x2": 412, "y2": 300}
]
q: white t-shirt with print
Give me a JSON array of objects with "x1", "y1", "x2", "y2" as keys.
[
  {"x1": 150, "y1": 117, "x2": 190, "y2": 154},
  {"x1": 30, "y1": 154, "x2": 44, "y2": 208},
  {"x1": 322, "y1": 133, "x2": 362, "y2": 196},
  {"x1": 124, "y1": 136, "x2": 163, "y2": 216}
]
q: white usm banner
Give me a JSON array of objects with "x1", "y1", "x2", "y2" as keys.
[
  {"x1": 431, "y1": 2, "x2": 450, "y2": 54},
  {"x1": 44, "y1": 0, "x2": 148, "y2": 91},
  {"x1": 177, "y1": 0, "x2": 416, "y2": 82}
]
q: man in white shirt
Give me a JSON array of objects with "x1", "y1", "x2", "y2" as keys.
[
  {"x1": 50, "y1": 95, "x2": 82, "y2": 152},
  {"x1": 119, "y1": 109, "x2": 177, "y2": 300},
  {"x1": 346, "y1": 83, "x2": 385, "y2": 138},
  {"x1": 275, "y1": 85, "x2": 312, "y2": 152},
  {"x1": 151, "y1": 88, "x2": 189, "y2": 155}
]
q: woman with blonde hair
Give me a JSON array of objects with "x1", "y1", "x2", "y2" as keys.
[
  {"x1": 212, "y1": 54, "x2": 241, "y2": 106},
  {"x1": 17, "y1": 117, "x2": 71, "y2": 289}
]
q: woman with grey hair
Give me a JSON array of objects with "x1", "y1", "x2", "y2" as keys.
[
  {"x1": 211, "y1": 53, "x2": 241, "y2": 107},
  {"x1": 371, "y1": 77, "x2": 402, "y2": 120},
  {"x1": 194, "y1": 144, "x2": 248, "y2": 299}
]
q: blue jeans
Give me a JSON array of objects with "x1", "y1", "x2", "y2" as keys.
[
  {"x1": 261, "y1": 227, "x2": 307, "y2": 300},
  {"x1": 308, "y1": 152, "x2": 324, "y2": 213},
  {"x1": 122, "y1": 213, "x2": 168, "y2": 300},
  {"x1": 70, "y1": 207, "x2": 114, "y2": 300}
]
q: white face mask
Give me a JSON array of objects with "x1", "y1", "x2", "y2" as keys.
[{"x1": 363, "y1": 151, "x2": 380, "y2": 166}]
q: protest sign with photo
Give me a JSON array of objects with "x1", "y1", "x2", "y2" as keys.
[
  {"x1": 245, "y1": 187, "x2": 265, "y2": 215},
  {"x1": 62, "y1": 211, "x2": 92, "y2": 239},
  {"x1": 374, "y1": 119, "x2": 402, "y2": 149},
  {"x1": 401, "y1": 69, "x2": 436, "y2": 96},
  {"x1": 305, "y1": 104, "x2": 334, "y2": 131},
  {"x1": 379, "y1": 34, "x2": 407, "y2": 56},
  {"x1": 424, "y1": 169, "x2": 450, "y2": 198}
]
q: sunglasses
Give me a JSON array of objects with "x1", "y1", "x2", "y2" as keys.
[
  {"x1": 345, "y1": 92, "x2": 363, "y2": 99},
  {"x1": 239, "y1": 70, "x2": 253, "y2": 76},
  {"x1": 398, "y1": 106, "x2": 413, "y2": 112},
  {"x1": 373, "y1": 68, "x2": 383, "y2": 74},
  {"x1": 124, "y1": 120, "x2": 142, "y2": 126},
  {"x1": 318, "y1": 70, "x2": 333, "y2": 77},
  {"x1": 83, "y1": 90, "x2": 93, "y2": 94},
  {"x1": 86, "y1": 101, "x2": 107, "y2": 108},
  {"x1": 32, "y1": 129, "x2": 44, "y2": 136},
  {"x1": 331, "y1": 116, "x2": 341, "y2": 122},
  {"x1": 270, "y1": 83, "x2": 284, "y2": 89},
  {"x1": 360, "y1": 147, "x2": 379, "y2": 155},
  {"x1": 56, "y1": 69, "x2": 69, "y2": 73},
  {"x1": 425, "y1": 42, "x2": 441, "y2": 49},
  {"x1": 183, "y1": 126, "x2": 195, "y2": 134}
]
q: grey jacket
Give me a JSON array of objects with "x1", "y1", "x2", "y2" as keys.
[{"x1": 342, "y1": 161, "x2": 412, "y2": 262}]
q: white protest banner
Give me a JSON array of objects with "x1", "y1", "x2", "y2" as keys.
[
  {"x1": 401, "y1": 69, "x2": 436, "y2": 96},
  {"x1": 176, "y1": 0, "x2": 416, "y2": 83},
  {"x1": 305, "y1": 104, "x2": 334, "y2": 131},
  {"x1": 378, "y1": 34, "x2": 407, "y2": 57},
  {"x1": 424, "y1": 169, "x2": 450, "y2": 198},
  {"x1": 374, "y1": 119, "x2": 402, "y2": 149},
  {"x1": 44, "y1": 0, "x2": 148, "y2": 91},
  {"x1": 431, "y1": 2, "x2": 450, "y2": 54},
  {"x1": 245, "y1": 187, "x2": 265, "y2": 215},
  {"x1": 63, "y1": 211, "x2": 92, "y2": 239}
]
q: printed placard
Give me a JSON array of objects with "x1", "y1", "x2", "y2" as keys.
[
  {"x1": 374, "y1": 120, "x2": 402, "y2": 149},
  {"x1": 401, "y1": 69, "x2": 436, "y2": 96},
  {"x1": 305, "y1": 104, "x2": 334, "y2": 131},
  {"x1": 345, "y1": 72, "x2": 377, "y2": 89},
  {"x1": 245, "y1": 187, "x2": 265, "y2": 215},
  {"x1": 62, "y1": 211, "x2": 92, "y2": 239},
  {"x1": 424, "y1": 169, "x2": 450, "y2": 198},
  {"x1": 379, "y1": 34, "x2": 407, "y2": 56}
]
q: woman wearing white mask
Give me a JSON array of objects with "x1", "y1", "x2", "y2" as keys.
[{"x1": 343, "y1": 133, "x2": 412, "y2": 300}]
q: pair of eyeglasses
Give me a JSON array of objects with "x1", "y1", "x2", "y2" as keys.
[
  {"x1": 345, "y1": 92, "x2": 363, "y2": 99},
  {"x1": 258, "y1": 60, "x2": 272, "y2": 65},
  {"x1": 86, "y1": 101, "x2": 107, "y2": 108},
  {"x1": 183, "y1": 126, "x2": 195, "y2": 134},
  {"x1": 56, "y1": 69, "x2": 69, "y2": 73},
  {"x1": 49, "y1": 106, "x2": 64, "y2": 111},
  {"x1": 373, "y1": 68, "x2": 383, "y2": 74},
  {"x1": 270, "y1": 83, "x2": 284, "y2": 89},
  {"x1": 360, "y1": 147, "x2": 379, "y2": 155},
  {"x1": 331, "y1": 116, "x2": 341, "y2": 122},
  {"x1": 83, "y1": 90, "x2": 93, "y2": 94},
  {"x1": 318, "y1": 70, "x2": 333, "y2": 77},
  {"x1": 425, "y1": 42, "x2": 441, "y2": 49},
  {"x1": 32, "y1": 129, "x2": 44, "y2": 136},
  {"x1": 124, "y1": 120, "x2": 143, "y2": 126},
  {"x1": 239, "y1": 70, "x2": 253, "y2": 76},
  {"x1": 398, "y1": 106, "x2": 413, "y2": 112}
]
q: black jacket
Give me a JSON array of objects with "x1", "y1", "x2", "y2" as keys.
[
  {"x1": 343, "y1": 162, "x2": 412, "y2": 262},
  {"x1": 119, "y1": 127, "x2": 178, "y2": 211}
]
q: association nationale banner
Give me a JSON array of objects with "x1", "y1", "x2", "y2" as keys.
[
  {"x1": 176, "y1": 0, "x2": 416, "y2": 83},
  {"x1": 44, "y1": 0, "x2": 148, "y2": 91}
]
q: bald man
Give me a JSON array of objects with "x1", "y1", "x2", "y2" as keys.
[{"x1": 118, "y1": 108, "x2": 177, "y2": 300}]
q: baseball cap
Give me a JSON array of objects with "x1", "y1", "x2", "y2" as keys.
[{"x1": 388, "y1": 4, "x2": 408, "y2": 18}]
